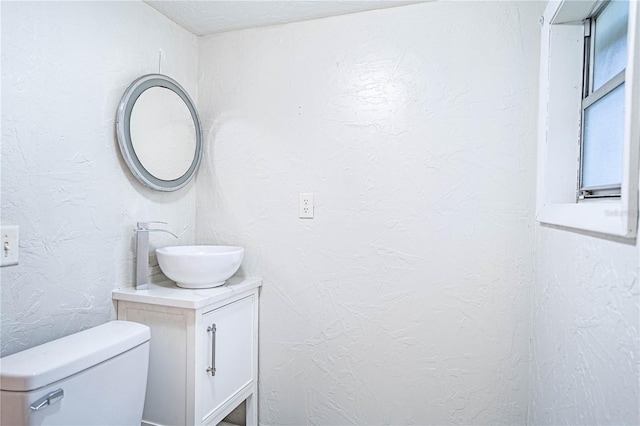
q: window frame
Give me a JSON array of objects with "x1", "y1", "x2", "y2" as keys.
[{"x1": 536, "y1": 0, "x2": 640, "y2": 238}]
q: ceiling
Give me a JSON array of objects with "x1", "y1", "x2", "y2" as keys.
[{"x1": 144, "y1": 1, "x2": 425, "y2": 36}]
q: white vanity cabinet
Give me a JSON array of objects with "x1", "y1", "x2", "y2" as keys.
[
  {"x1": 200, "y1": 296, "x2": 254, "y2": 422},
  {"x1": 113, "y1": 277, "x2": 261, "y2": 426}
]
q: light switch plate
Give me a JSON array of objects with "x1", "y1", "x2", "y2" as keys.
[{"x1": 1, "y1": 226, "x2": 19, "y2": 266}]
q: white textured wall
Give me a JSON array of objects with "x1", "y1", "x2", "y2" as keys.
[
  {"x1": 7, "y1": 3, "x2": 634, "y2": 423},
  {"x1": 531, "y1": 228, "x2": 640, "y2": 424},
  {"x1": 197, "y1": 2, "x2": 543, "y2": 424},
  {"x1": 1, "y1": 1, "x2": 198, "y2": 357}
]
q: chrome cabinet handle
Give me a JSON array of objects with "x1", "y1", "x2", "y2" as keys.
[
  {"x1": 206, "y1": 324, "x2": 216, "y2": 376},
  {"x1": 30, "y1": 389, "x2": 64, "y2": 411}
]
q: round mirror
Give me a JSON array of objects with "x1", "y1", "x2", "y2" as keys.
[{"x1": 116, "y1": 74, "x2": 202, "y2": 192}]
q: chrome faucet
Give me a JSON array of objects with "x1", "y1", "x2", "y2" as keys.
[{"x1": 135, "y1": 221, "x2": 178, "y2": 290}]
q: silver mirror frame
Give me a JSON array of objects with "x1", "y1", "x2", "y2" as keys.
[{"x1": 116, "y1": 74, "x2": 203, "y2": 192}]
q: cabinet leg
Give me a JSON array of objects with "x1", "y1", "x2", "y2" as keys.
[{"x1": 246, "y1": 390, "x2": 258, "y2": 426}]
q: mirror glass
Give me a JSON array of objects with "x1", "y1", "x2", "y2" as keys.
[
  {"x1": 130, "y1": 87, "x2": 196, "y2": 181},
  {"x1": 116, "y1": 74, "x2": 202, "y2": 192}
]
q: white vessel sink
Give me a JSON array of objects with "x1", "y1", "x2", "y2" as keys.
[{"x1": 156, "y1": 245, "x2": 244, "y2": 289}]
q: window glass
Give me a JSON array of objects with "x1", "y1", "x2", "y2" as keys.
[
  {"x1": 593, "y1": 0, "x2": 629, "y2": 91},
  {"x1": 582, "y1": 83, "x2": 625, "y2": 188}
]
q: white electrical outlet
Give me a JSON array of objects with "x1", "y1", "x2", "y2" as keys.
[
  {"x1": 1, "y1": 225, "x2": 19, "y2": 266},
  {"x1": 299, "y1": 193, "x2": 314, "y2": 219}
]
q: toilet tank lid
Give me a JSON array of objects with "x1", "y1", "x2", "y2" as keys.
[{"x1": 0, "y1": 321, "x2": 150, "y2": 392}]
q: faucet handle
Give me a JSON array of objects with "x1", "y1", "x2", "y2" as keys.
[
  {"x1": 136, "y1": 221, "x2": 168, "y2": 230},
  {"x1": 146, "y1": 228, "x2": 179, "y2": 239},
  {"x1": 134, "y1": 221, "x2": 179, "y2": 239}
]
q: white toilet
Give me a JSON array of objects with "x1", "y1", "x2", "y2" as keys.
[{"x1": 0, "y1": 320, "x2": 150, "y2": 426}]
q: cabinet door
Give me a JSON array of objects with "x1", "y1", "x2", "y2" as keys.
[{"x1": 200, "y1": 295, "x2": 254, "y2": 423}]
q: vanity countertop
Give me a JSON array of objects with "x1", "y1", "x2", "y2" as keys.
[{"x1": 112, "y1": 276, "x2": 262, "y2": 309}]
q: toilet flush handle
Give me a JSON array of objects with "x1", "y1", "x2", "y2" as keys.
[{"x1": 30, "y1": 388, "x2": 64, "y2": 411}]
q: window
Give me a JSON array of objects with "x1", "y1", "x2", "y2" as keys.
[
  {"x1": 536, "y1": 0, "x2": 640, "y2": 238},
  {"x1": 579, "y1": 1, "x2": 628, "y2": 199}
]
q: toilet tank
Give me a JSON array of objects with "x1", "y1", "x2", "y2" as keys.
[{"x1": 0, "y1": 321, "x2": 150, "y2": 426}]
